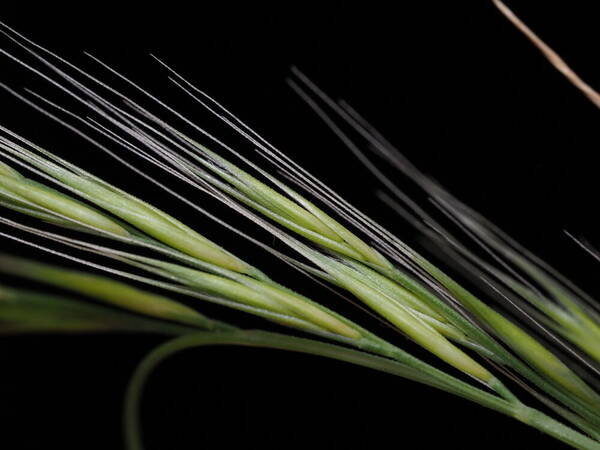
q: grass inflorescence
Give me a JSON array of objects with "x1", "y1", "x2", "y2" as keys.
[{"x1": 0, "y1": 3, "x2": 599, "y2": 449}]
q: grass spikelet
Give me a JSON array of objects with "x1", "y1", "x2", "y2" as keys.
[
  {"x1": 0, "y1": 134, "x2": 254, "y2": 275},
  {"x1": 0, "y1": 163, "x2": 130, "y2": 236},
  {"x1": 0, "y1": 283, "x2": 203, "y2": 335},
  {"x1": 0, "y1": 159, "x2": 21, "y2": 178},
  {"x1": 0, "y1": 253, "x2": 224, "y2": 330},
  {"x1": 116, "y1": 252, "x2": 362, "y2": 338},
  {"x1": 418, "y1": 257, "x2": 600, "y2": 407},
  {"x1": 0, "y1": 216, "x2": 364, "y2": 339}
]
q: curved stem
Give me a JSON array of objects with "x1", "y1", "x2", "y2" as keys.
[{"x1": 123, "y1": 330, "x2": 600, "y2": 450}]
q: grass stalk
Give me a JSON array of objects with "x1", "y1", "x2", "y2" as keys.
[{"x1": 124, "y1": 330, "x2": 600, "y2": 450}]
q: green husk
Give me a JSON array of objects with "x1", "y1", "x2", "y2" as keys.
[
  {"x1": 416, "y1": 256, "x2": 600, "y2": 407},
  {"x1": 180, "y1": 134, "x2": 390, "y2": 267},
  {"x1": 0, "y1": 160, "x2": 22, "y2": 178},
  {"x1": 0, "y1": 141, "x2": 254, "y2": 275},
  {"x1": 121, "y1": 253, "x2": 363, "y2": 338},
  {"x1": 0, "y1": 284, "x2": 206, "y2": 336},
  {"x1": 0, "y1": 172, "x2": 129, "y2": 236},
  {"x1": 0, "y1": 254, "x2": 223, "y2": 330}
]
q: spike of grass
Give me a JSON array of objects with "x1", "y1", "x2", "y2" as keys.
[
  {"x1": 0, "y1": 253, "x2": 226, "y2": 330},
  {"x1": 0, "y1": 160, "x2": 21, "y2": 178},
  {"x1": 416, "y1": 256, "x2": 600, "y2": 407},
  {"x1": 203, "y1": 144, "x2": 342, "y2": 241},
  {"x1": 324, "y1": 258, "x2": 493, "y2": 382},
  {"x1": 0, "y1": 171, "x2": 129, "y2": 236},
  {"x1": 0, "y1": 135, "x2": 364, "y2": 340},
  {"x1": 138, "y1": 130, "x2": 502, "y2": 382},
  {"x1": 256, "y1": 231, "x2": 497, "y2": 383},
  {"x1": 1, "y1": 52, "x2": 500, "y2": 383},
  {"x1": 0, "y1": 284, "x2": 208, "y2": 336},
  {"x1": 279, "y1": 59, "x2": 600, "y2": 426},
  {"x1": 118, "y1": 253, "x2": 361, "y2": 338},
  {"x1": 178, "y1": 97, "x2": 600, "y2": 422},
  {"x1": 433, "y1": 195, "x2": 600, "y2": 366},
  {"x1": 56, "y1": 173, "x2": 250, "y2": 273},
  {"x1": 499, "y1": 273, "x2": 600, "y2": 366},
  {"x1": 0, "y1": 139, "x2": 254, "y2": 275},
  {"x1": 0, "y1": 22, "x2": 599, "y2": 448},
  {"x1": 180, "y1": 133, "x2": 390, "y2": 267},
  {"x1": 239, "y1": 277, "x2": 361, "y2": 339},
  {"x1": 87, "y1": 109, "x2": 514, "y2": 383}
]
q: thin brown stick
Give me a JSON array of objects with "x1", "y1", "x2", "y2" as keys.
[{"x1": 493, "y1": 0, "x2": 600, "y2": 109}]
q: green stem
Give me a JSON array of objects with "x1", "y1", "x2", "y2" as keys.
[
  {"x1": 123, "y1": 330, "x2": 600, "y2": 450},
  {"x1": 358, "y1": 335, "x2": 518, "y2": 403},
  {"x1": 513, "y1": 404, "x2": 600, "y2": 450}
]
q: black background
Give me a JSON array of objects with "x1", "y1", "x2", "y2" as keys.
[{"x1": 1, "y1": 2, "x2": 599, "y2": 449}]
